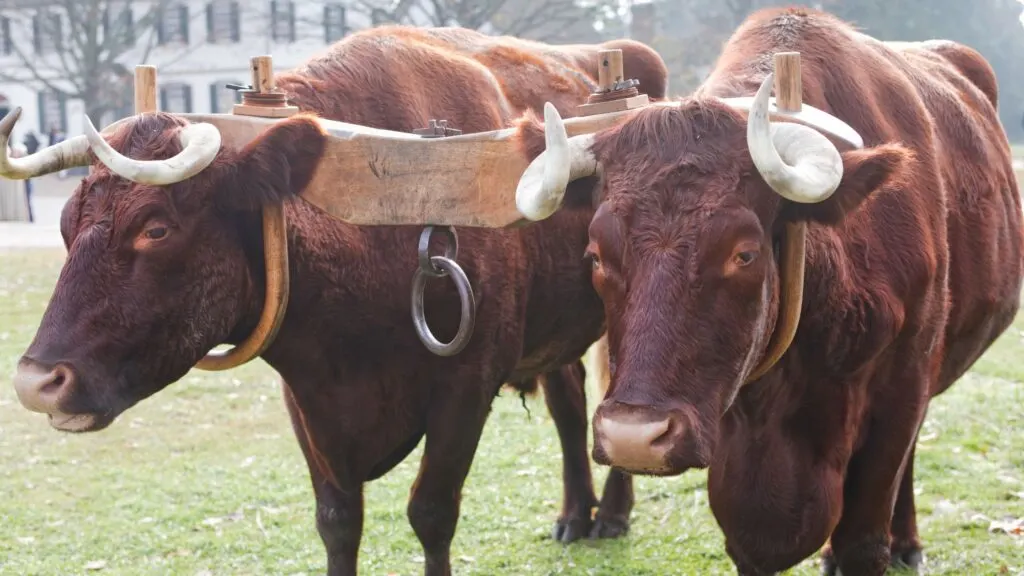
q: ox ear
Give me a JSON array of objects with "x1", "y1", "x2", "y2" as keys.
[
  {"x1": 782, "y1": 143, "x2": 912, "y2": 225},
  {"x1": 218, "y1": 116, "x2": 328, "y2": 212}
]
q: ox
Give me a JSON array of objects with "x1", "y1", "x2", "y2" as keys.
[
  {"x1": 512, "y1": 7, "x2": 1023, "y2": 575},
  {"x1": 2, "y1": 26, "x2": 666, "y2": 575}
]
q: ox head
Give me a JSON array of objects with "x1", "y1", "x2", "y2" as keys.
[
  {"x1": 516, "y1": 75, "x2": 912, "y2": 475},
  {"x1": 3, "y1": 109, "x2": 326, "y2": 432}
]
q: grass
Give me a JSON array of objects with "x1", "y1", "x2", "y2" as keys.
[{"x1": 0, "y1": 247, "x2": 1021, "y2": 576}]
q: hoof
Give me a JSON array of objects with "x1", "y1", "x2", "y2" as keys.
[
  {"x1": 890, "y1": 545, "x2": 923, "y2": 573},
  {"x1": 588, "y1": 513, "x2": 629, "y2": 539},
  {"x1": 552, "y1": 514, "x2": 592, "y2": 544}
]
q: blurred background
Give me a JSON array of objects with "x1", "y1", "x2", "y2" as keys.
[{"x1": 0, "y1": 0, "x2": 1023, "y2": 226}]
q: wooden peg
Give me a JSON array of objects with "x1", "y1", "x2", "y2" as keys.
[
  {"x1": 134, "y1": 65, "x2": 157, "y2": 114},
  {"x1": 597, "y1": 49, "x2": 624, "y2": 92},
  {"x1": 233, "y1": 54, "x2": 299, "y2": 118},
  {"x1": 773, "y1": 52, "x2": 802, "y2": 113}
]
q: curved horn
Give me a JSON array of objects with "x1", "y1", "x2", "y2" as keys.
[
  {"x1": 83, "y1": 115, "x2": 222, "y2": 185},
  {"x1": 0, "y1": 108, "x2": 91, "y2": 179},
  {"x1": 515, "y1": 102, "x2": 599, "y2": 221},
  {"x1": 747, "y1": 73, "x2": 843, "y2": 204}
]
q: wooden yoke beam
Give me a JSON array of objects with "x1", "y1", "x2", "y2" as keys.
[
  {"x1": 744, "y1": 51, "x2": 808, "y2": 384},
  {"x1": 195, "y1": 55, "x2": 292, "y2": 372}
]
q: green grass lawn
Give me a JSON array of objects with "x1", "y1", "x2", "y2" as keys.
[{"x1": 0, "y1": 248, "x2": 1021, "y2": 576}]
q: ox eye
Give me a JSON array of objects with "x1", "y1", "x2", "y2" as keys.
[
  {"x1": 144, "y1": 226, "x2": 168, "y2": 241},
  {"x1": 584, "y1": 250, "x2": 601, "y2": 270},
  {"x1": 734, "y1": 250, "x2": 758, "y2": 267}
]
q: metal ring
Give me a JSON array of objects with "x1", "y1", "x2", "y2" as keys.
[
  {"x1": 411, "y1": 255, "x2": 476, "y2": 356},
  {"x1": 417, "y1": 226, "x2": 458, "y2": 278}
]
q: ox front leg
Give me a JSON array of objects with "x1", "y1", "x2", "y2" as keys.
[
  {"x1": 284, "y1": 384, "x2": 363, "y2": 575},
  {"x1": 407, "y1": 383, "x2": 493, "y2": 576},
  {"x1": 540, "y1": 361, "x2": 600, "y2": 543},
  {"x1": 827, "y1": 390, "x2": 927, "y2": 576}
]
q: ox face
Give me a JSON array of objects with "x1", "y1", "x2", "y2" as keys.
[
  {"x1": 516, "y1": 85, "x2": 910, "y2": 476},
  {"x1": 11, "y1": 113, "x2": 325, "y2": 432}
]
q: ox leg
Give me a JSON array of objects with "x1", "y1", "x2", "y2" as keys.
[
  {"x1": 827, "y1": 394, "x2": 926, "y2": 576},
  {"x1": 540, "y1": 361, "x2": 600, "y2": 543},
  {"x1": 889, "y1": 442, "x2": 924, "y2": 572},
  {"x1": 407, "y1": 384, "x2": 491, "y2": 576},
  {"x1": 283, "y1": 384, "x2": 363, "y2": 576},
  {"x1": 591, "y1": 468, "x2": 634, "y2": 539}
]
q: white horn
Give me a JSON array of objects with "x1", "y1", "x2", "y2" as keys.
[
  {"x1": 0, "y1": 107, "x2": 91, "y2": 179},
  {"x1": 83, "y1": 115, "x2": 222, "y2": 185},
  {"x1": 747, "y1": 73, "x2": 843, "y2": 204},
  {"x1": 515, "y1": 102, "x2": 599, "y2": 221}
]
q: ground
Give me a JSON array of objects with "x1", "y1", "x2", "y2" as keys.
[{"x1": 0, "y1": 243, "x2": 1021, "y2": 575}]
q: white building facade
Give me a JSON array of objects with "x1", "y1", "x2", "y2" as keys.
[{"x1": 0, "y1": 0, "x2": 396, "y2": 146}]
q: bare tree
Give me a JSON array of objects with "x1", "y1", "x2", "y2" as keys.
[
  {"x1": 352, "y1": 0, "x2": 610, "y2": 43},
  {"x1": 0, "y1": 0, "x2": 222, "y2": 125}
]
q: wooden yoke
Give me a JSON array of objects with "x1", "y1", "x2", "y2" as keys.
[
  {"x1": 576, "y1": 49, "x2": 651, "y2": 117},
  {"x1": 195, "y1": 56, "x2": 293, "y2": 371},
  {"x1": 744, "y1": 51, "x2": 808, "y2": 384}
]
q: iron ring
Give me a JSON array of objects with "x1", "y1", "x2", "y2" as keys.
[
  {"x1": 411, "y1": 255, "x2": 476, "y2": 357},
  {"x1": 417, "y1": 226, "x2": 459, "y2": 278}
]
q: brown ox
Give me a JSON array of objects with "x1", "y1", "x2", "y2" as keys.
[
  {"x1": 3, "y1": 26, "x2": 667, "y2": 575},
  {"x1": 511, "y1": 7, "x2": 1023, "y2": 576}
]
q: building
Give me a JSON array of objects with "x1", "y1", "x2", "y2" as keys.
[{"x1": 0, "y1": 0, "x2": 386, "y2": 145}]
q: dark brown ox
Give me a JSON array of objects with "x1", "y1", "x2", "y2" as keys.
[
  {"x1": 512, "y1": 7, "x2": 1023, "y2": 576},
  {"x1": 3, "y1": 26, "x2": 667, "y2": 575}
]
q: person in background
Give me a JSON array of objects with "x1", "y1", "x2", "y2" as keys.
[{"x1": 21, "y1": 131, "x2": 39, "y2": 222}]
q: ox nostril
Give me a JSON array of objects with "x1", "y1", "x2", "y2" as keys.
[{"x1": 13, "y1": 359, "x2": 74, "y2": 414}]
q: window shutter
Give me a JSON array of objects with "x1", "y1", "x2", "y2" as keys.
[
  {"x1": 159, "y1": 87, "x2": 167, "y2": 112},
  {"x1": 125, "y1": 8, "x2": 135, "y2": 45},
  {"x1": 269, "y1": 1, "x2": 277, "y2": 41},
  {"x1": 52, "y1": 14, "x2": 62, "y2": 51},
  {"x1": 230, "y1": 2, "x2": 240, "y2": 42},
  {"x1": 156, "y1": 9, "x2": 165, "y2": 45},
  {"x1": 58, "y1": 92, "x2": 67, "y2": 133},
  {"x1": 179, "y1": 4, "x2": 189, "y2": 44},
  {"x1": 209, "y1": 83, "x2": 217, "y2": 113},
  {"x1": 288, "y1": 2, "x2": 295, "y2": 42},
  {"x1": 32, "y1": 14, "x2": 40, "y2": 52},
  {"x1": 206, "y1": 2, "x2": 213, "y2": 41},
  {"x1": 36, "y1": 91, "x2": 44, "y2": 133},
  {"x1": 2, "y1": 18, "x2": 10, "y2": 54},
  {"x1": 322, "y1": 5, "x2": 328, "y2": 44},
  {"x1": 184, "y1": 85, "x2": 193, "y2": 113},
  {"x1": 102, "y1": 8, "x2": 109, "y2": 42}
]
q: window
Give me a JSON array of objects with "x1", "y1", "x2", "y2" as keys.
[
  {"x1": 270, "y1": 1, "x2": 295, "y2": 43},
  {"x1": 103, "y1": 3, "x2": 135, "y2": 47},
  {"x1": 38, "y1": 90, "x2": 67, "y2": 134},
  {"x1": 0, "y1": 17, "x2": 11, "y2": 55},
  {"x1": 207, "y1": 0, "x2": 240, "y2": 43},
  {"x1": 33, "y1": 11, "x2": 62, "y2": 54},
  {"x1": 209, "y1": 81, "x2": 242, "y2": 113},
  {"x1": 324, "y1": 4, "x2": 346, "y2": 44},
  {"x1": 157, "y1": 3, "x2": 189, "y2": 45},
  {"x1": 160, "y1": 82, "x2": 192, "y2": 113}
]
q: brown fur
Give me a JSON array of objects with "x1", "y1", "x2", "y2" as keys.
[
  {"x1": 519, "y1": 8, "x2": 1023, "y2": 576},
  {"x1": 16, "y1": 27, "x2": 667, "y2": 575}
]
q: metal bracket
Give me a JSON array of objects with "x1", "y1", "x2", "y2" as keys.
[{"x1": 413, "y1": 119, "x2": 463, "y2": 138}]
